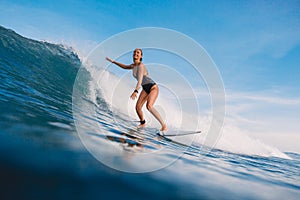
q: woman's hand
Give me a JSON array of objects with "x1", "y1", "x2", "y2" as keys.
[
  {"x1": 106, "y1": 57, "x2": 114, "y2": 63},
  {"x1": 130, "y1": 91, "x2": 137, "y2": 100}
]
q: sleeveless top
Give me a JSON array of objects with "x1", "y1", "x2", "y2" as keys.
[{"x1": 132, "y1": 65, "x2": 155, "y2": 86}]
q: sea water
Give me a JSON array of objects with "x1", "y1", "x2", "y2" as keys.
[{"x1": 0, "y1": 26, "x2": 299, "y2": 200}]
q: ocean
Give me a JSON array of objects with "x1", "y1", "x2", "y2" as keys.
[{"x1": 0, "y1": 25, "x2": 299, "y2": 200}]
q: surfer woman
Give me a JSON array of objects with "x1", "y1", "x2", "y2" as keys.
[{"x1": 106, "y1": 48, "x2": 167, "y2": 131}]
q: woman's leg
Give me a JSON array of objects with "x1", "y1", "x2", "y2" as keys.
[
  {"x1": 146, "y1": 85, "x2": 167, "y2": 131},
  {"x1": 135, "y1": 90, "x2": 148, "y2": 127}
]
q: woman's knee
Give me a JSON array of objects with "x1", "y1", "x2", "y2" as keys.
[
  {"x1": 146, "y1": 103, "x2": 153, "y2": 111},
  {"x1": 136, "y1": 104, "x2": 142, "y2": 111}
]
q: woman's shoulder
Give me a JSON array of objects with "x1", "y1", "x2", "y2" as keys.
[
  {"x1": 128, "y1": 63, "x2": 135, "y2": 69},
  {"x1": 133, "y1": 62, "x2": 146, "y2": 71},
  {"x1": 130, "y1": 62, "x2": 144, "y2": 67},
  {"x1": 138, "y1": 62, "x2": 146, "y2": 68}
]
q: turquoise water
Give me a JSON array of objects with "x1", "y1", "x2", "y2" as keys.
[{"x1": 0, "y1": 25, "x2": 300, "y2": 200}]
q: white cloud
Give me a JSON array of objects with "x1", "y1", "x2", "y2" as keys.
[
  {"x1": 223, "y1": 90, "x2": 300, "y2": 153},
  {"x1": 227, "y1": 91, "x2": 300, "y2": 106},
  {"x1": 144, "y1": 83, "x2": 300, "y2": 154}
]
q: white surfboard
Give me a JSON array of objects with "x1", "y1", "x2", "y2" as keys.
[{"x1": 158, "y1": 130, "x2": 201, "y2": 137}]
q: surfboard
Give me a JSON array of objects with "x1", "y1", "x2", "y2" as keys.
[
  {"x1": 155, "y1": 129, "x2": 201, "y2": 149},
  {"x1": 158, "y1": 130, "x2": 201, "y2": 137}
]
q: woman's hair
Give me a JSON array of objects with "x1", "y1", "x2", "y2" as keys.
[{"x1": 134, "y1": 48, "x2": 143, "y2": 61}]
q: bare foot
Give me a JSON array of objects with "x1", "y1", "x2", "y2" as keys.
[{"x1": 160, "y1": 124, "x2": 167, "y2": 132}]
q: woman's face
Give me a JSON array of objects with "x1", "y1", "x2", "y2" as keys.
[{"x1": 133, "y1": 49, "x2": 143, "y2": 62}]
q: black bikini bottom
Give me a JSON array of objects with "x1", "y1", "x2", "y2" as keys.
[{"x1": 142, "y1": 83, "x2": 156, "y2": 94}]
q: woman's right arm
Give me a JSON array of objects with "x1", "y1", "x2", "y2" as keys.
[{"x1": 106, "y1": 57, "x2": 133, "y2": 69}]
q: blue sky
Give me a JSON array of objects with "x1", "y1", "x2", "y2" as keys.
[{"x1": 1, "y1": 0, "x2": 300, "y2": 152}]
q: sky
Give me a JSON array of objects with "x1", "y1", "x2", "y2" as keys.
[{"x1": 0, "y1": 0, "x2": 299, "y2": 153}]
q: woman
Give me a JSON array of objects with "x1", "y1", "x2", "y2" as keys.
[{"x1": 106, "y1": 48, "x2": 167, "y2": 131}]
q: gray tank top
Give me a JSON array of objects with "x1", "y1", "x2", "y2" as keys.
[{"x1": 132, "y1": 65, "x2": 155, "y2": 85}]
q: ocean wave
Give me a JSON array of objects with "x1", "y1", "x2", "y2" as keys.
[
  {"x1": 1, "y1": 25, "x2": 299, "y2": 200},
  {"x1": 0, "y1": 25, "x2": 83, "y2": 132}
]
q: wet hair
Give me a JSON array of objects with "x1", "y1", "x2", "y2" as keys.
[{"x1": 134, "y1": 48, "x2": 143, "y2": 61}]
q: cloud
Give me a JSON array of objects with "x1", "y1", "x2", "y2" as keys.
[
  {"x1": 227, "y1": 91, "x2": 300, "y2": 106},
  {"x1": 223, "y1": 90, "x2": 300, "y2": 152},
  {"x1": 225, "y1": 90, "x2": 300, "y2": 125}
]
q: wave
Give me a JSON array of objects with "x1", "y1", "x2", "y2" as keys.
[
  {"x1": 0, "y1": 25, "x2": 84, "y2": 132},
  {"x1": 0, "y1": 25, "x2": 290, "y2": 160},
  {"x1": 211, "y1": 125, "x2": 291, "y2": 159},
  {"x1": 1, "y1": 25, "x2": 299, "y2": 200},
  {"x1": 86, "y1": 63, "x2": 291, "y2": 159}
]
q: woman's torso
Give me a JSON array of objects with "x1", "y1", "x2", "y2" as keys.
[{"x1": 132, "y1": 64, "x2": 155, "y2": 85}]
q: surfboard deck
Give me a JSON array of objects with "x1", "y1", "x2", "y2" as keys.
[
  {"x1": 156, "y1": 130, "x2": 201, "y2": 149},
  {"x1": 158, "y1": 130, "x2": 201, "y2": 137}
]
